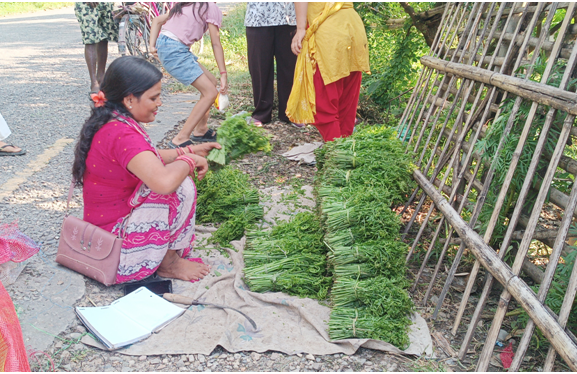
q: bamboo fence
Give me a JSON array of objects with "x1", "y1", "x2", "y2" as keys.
[{"x1": 398, "y1": 2, "x2": 577, "y2": 371}]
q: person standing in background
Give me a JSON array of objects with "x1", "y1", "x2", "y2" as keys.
[
  {"x1": 287, "y1": 2, "x2": 370, "y2": 142},
  {"x1": 75, "y1": 2, "x2": 119, "y2": 97},
  {"x1": 245, "y1": 3, "x2": 300, "y2": 127}
]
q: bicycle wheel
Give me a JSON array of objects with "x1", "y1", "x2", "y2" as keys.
[{"x1": 124, "y1": 15, "x2": 150, "y2": 59}]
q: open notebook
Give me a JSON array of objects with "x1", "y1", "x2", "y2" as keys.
[{"x1": 76, "y1": 287, "x2": 185, "y2": 350}]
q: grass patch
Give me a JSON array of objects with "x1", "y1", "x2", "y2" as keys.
[{"x1": 0, "y1": 2, "x2": 73, "y2": 17}]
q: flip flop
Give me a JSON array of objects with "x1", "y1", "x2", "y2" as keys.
[
  {"x1": 167, "y1": 139, "x2": 194, "y2": 149},
  {"x1": 191, "y1": 128, "x2": 217, "y2": 143},
  {"x1": 0, "y1": 144, "x2": 26, "y2": 157},
  {"x1": 250, "y1": 117, "x2": 263, "y2": 127}
]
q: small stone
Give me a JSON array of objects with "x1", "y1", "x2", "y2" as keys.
[
  {"x1": 498, "y1": 329, "x2": 508, "y2": 342},
  {"x1": 306, "y1": 354, "x2": 314, "y2": 360},
  {"x1": 75, "y1": 325, "x2": 87, "y2": 333},
  {"x1": 72, "y1": 344, "x2": 84, "y2": 351},
  {"x1": 204, "y1": 368, "x2": 212, "y2": 372},
  {"x1": 128, "y1": 360, "x2": 135, "y2": 366},
  {"x1": 358, "y1": 358, "x2": 366, "y2": 365},
  {"x1": 266, "y1": 361, "x2": 274, "y2": 368},
  {"x1": 387, "y1": 363, "x2": 398, "y2": 371},
  {"x1": 296, "y1": 353, "x2": 302, "y2": 358},
  {"x1": 54, "y1": 341, "x2": 63, "y2": 349},
  {"x1": 150, "y1": 358, "x2": 161, "y2": 364},
  {"x1": 188, "y1": 355, "x2": 195, "y2": 362},
  {"x1": 162, "y1": 358, "x2": 169, "y2": 364},
  {"x1": 61, "y1": 350, "x2": 71, "y2": 363},
  {"x1": 68, "y1": 332, "x2": 82, "y2": 340},
  {"x1": 250, "y1": 352, "x2": 261, "y2": 361},
  {"x1": 227, "y1": 355, "x2": 234, "y2": 362},
  {"x1": 366, "y1": 361, "x2": 373, "y2": 366},
  {"x1": 138, "y1": 355, "x2": 147, "y2": 361},
  {"x1": 104, "y1": 364, "x2": 114, "y2": 372},
  {"x1": 316, "y1": 357, "x2": 321, "y2": 362},
  {"x1": 430, "y1": 295, "x2": 439, "y2": 305},
  {"x1": 177, "y1": 360, "x2": 185, "y2": 368},
  {"x1": 157, "y1": 365, "x2": 166, "y2": 370},
  {"x1": 122, "y1": 366, "x2": 133, "y2": 372},
  {"x1": 219, "y1": 354, "x2": 228, "y2": 360},
  {"x1": 198, "y1": 354, "x2": 206, "y2": 363},
  {"x1": 234, "y1": 353, "x2": 241, "y2": 360},
  {"x1": 62, "y1": 364, "x2": 72, "y2": 371},
  {"x1": 270, "y1": 352, "x2": 280, "y2": 360},
  {"x1": 313, "y1": 363, "x2": 322, "y2": 370}
]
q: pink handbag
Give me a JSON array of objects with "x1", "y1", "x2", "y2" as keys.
[{"x1": 55, "y1": 182, "x2": 126, "y2": 286}]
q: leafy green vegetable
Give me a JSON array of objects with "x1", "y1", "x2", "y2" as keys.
[
  {"x1": 207, "y1": 115, "x2": 272, "y2": 165},
  {"x1": 243, "y1": 212, "x2": 331, "y2": 299}
]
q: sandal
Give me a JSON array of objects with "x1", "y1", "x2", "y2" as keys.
[
  {"x1": 167, "y1": 139, "x2": 194, "y2": 149},
  {"x1": 0, "y1": 144, "x2": 26, "y2": 157},
  {"x1": 191, "y1": 128, "x2": 217, "y2": 143},
  {"x1": 250, "y1": 117, "x2": 263, "y2": 127}
]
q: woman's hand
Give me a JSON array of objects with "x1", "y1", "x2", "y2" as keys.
[
  {"x1": 149, "y1": 46, "x2": 158, "y2": 59},
  {"x1": 219, "y1": 73, "x2": 228, "y2": 95},
  {"x1": 191, "y1": 155, "x2": 209, "y2": 180},
  {"x1": 291, "y1": 28, "x2": 306, "y2": 55},
  {"x1": 189, "y1": 142, "x2": 221, "y2": 157}
]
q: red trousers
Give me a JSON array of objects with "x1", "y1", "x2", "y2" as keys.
[{"x1": 313, "y1": 69, "x2": 362, "y2": 142}]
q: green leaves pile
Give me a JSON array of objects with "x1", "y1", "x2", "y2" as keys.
[
  {"x1": 243, "y1": 212, "x2": 332, "y2": 300},
  {"x1": 242, "y1": 125, "x2": 415, "y2": 348},
  {"x1": 195, "y1": 166, "x2": 263, "y2": 247},
  {"x1": 316, "y1": 125, "x2": 415, "y2": 349},
  {"x1": 206, "y1": 115, "x2": 272, "y2": 165}
]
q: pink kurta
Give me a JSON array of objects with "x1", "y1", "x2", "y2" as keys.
[{"x1": 83, "y1": 120, "x2": 154, "y2": 231}]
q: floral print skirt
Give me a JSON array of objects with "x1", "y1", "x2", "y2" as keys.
[{"x1": 111, "y1": 177, "x2": 197, "y2": 284}]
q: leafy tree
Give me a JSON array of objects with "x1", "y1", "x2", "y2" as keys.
[{"x1": 356, "y1": 3, "x2": 443, "y2": 112}]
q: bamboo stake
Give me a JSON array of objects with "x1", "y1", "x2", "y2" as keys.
[
  {"x1": 450, "y1": 2, "x2": 542, "y2": 337},
  {"x1": 543, "y1": 252, "x2": 577, "y2": 371},
  {"x1": 403, "y1": 5, "x2": 484, "y2": 247},
  {"x1": 477, "y1": 6, "x2": 575, "y2": 369},
  {"x1": 398, "y1": 3, "x2": 454, "y2": 142},
  {"x1": 420, "y1": 3, "x2": 502, "y2": 306},
  {"x1": 500, "y1": 14, "x2": 577, "y2": 368},
  {"x1": 409, "y1": 4, "x2": 470, "y2": 155},
  {"x1": 413, "y1": 169, "x2": 577, "y2": 371}
]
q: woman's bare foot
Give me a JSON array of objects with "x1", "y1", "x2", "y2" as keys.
[{"x1": 157, "y1": 250, "x2": 210, "y2": 281}]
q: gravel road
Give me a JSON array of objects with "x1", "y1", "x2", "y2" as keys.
[{"x1": 0, "y1": 7, "x2": 414, "y2": 372}]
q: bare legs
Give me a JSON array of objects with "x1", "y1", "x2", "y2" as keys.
[
  {"x1": 157, "y1": 250, "x2": 211, "y2": 282},
  {"x1": 84, "y1": 40, "x2": 109, "y2": 92},
  {"x1": 171, "y1": 63, "x2": 219, "y2": 146}
]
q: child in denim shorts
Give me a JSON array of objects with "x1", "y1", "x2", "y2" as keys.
[{"x1": 149, "y1": 3, "x2": 228, "y2": 148}]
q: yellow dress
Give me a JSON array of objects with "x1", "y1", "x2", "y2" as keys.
[{"x1": 286, "y1": 2, "x2": 370, "y2": 124}]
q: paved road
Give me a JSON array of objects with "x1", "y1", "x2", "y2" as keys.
[
  {"x1": 0, "y1": 7, "x2": 120, "y2": 352},
  {"x1": 0, "y1": 6, "x2": 201, "y2": 355}
]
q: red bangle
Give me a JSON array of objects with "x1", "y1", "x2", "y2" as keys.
[
  {"x1": 175, "y1": 155, "x2": 196, "y2": 175},
  {"x1": 176, "y1": 147, "x2": 185, "y2": 156},
  {"x1": 220, "y1": 71, "x2": 227, "y2": 75},
  {"x1": 186, "y1": 145, "x2": 195, "y2": 154}
]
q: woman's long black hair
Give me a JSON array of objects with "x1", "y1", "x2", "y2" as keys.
[
  {"x1": 167, "y1": 2, "x2": 209, "y2": 28},
  {"x1": 72, "y1": 56, "x2": 162, "y2": 186}
]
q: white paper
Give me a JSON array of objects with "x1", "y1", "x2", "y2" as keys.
[
  {"x1": 76, "y1": 305, "x2": 149, "y2": 348},
  {"x1": 111, "y1": 287, "x2": 185, "y2": 332}
]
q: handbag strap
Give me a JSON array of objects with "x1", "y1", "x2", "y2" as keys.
[{"x1": 66, "y1": 180, "x2": 75, "y2": 214}]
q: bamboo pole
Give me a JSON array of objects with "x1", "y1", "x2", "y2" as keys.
[
  {"x1": 398, "y1": 3, "x2": 453, "y2": 142},
  {"x1": 413, "y1": 169, "x2": 577, "y2": 371},
  {"x1": 543, "y1": 253, "x2": 577, "y2": 371},
  {"x1": 476, "y1": 6, "x2": 575, "y2": 369},
  {"x1": 450, "y1": 2, "x2": 539, "y2": 336}
]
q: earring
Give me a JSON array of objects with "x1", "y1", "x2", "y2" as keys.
[{"x1": 129, "y1": 106, "x2": 132, "y2": 109}]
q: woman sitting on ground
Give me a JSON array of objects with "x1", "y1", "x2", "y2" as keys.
[{"x1": 72, "y1": 56, "x2": 219, "y2": 284}]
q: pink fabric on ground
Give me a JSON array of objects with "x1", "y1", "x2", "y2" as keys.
[
  {"x1": 83, "y1": 120, "x2": 155, "y2": 232},
  {"x1": 0, "y1": 221, "x2": 39, "y2": 264},
  {"x1": 0, "y1": 280, "x2": 30, "y2": 372}
]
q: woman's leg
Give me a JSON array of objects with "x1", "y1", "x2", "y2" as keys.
[
  {"x1": 246, "y1": 26, "x2": 275, "y2": 124},
  {"x1": 337, "y1": 72, "x2": 362, "y2": 137},
  {"x1": 171, "y1": 64, "x2": 218, "y2": 146},
  {"x1": 313, "y1": 69, "x2": 345, "y2": 142},
  {"x1": 114, "y1": 178, "x2": 209, "y2": 283},
  {"x1": 274, "y1": 25, "x2": 297, "y2": 123}
]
